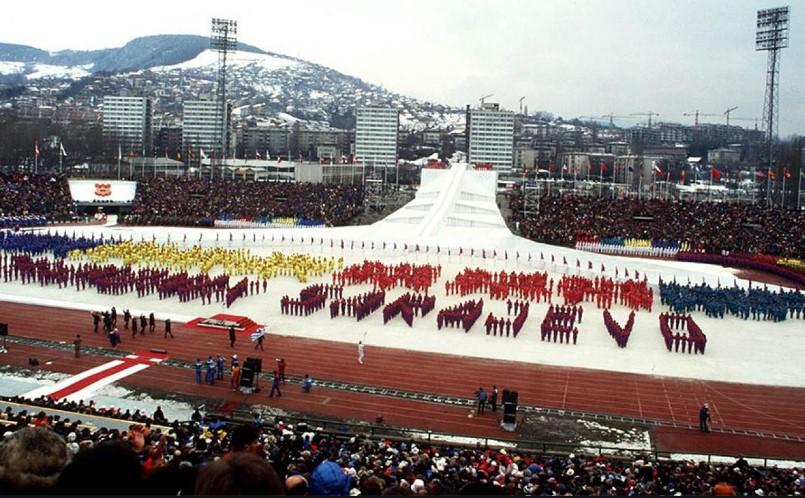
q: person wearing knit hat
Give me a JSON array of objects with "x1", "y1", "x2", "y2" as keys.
[
  {"x1": 310, "y1": 461, "x2": 351, "y2": 496},
  {"x1": 0, "y1": 427, "x2": 70, "y2": 494}
]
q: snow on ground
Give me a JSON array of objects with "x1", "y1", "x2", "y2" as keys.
[
  {"x1": 0, "y1": 368, "x2": 194, "y2": 421},
  {"x1": 26, "y1": 63, "x2": 91, "y2": 80},
  {"x1": 668, "y1": 454, "x2": 805, "y2": 468},
  {"x1": 575, "y1": 419, "x2": 652, "y2": 452},
  {"x1": 152, "y1": 49, "x2": 297, "y2": 72},
  {"x1": 0, "y1": 61, "x2": 25, "y2": 75},
  {"x1": 2, "y1": 165, "x2": 803, "y2": 389}
]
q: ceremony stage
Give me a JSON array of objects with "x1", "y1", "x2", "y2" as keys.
[{"x1": 1, "y1": 163, "x2": 804, "y2": 460}]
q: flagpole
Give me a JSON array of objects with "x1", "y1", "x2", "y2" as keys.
[
  {"x1": 118, "y1": 143, "x2": 122, "y2": 180},
  {"x1": 59, "y1": 142, "x2": 63, "y2": 173},
  {"x1": 781, "y1": 170, "x2": 786, "y2": 209},
  {"x1": 766, "y1": 167, "x2": 772, "y2": 209}
]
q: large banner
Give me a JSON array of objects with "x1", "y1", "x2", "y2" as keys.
[{"x1": 67, "y1": 180, "x2": 137, "y2": 204}]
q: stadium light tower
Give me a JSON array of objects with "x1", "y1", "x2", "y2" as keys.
[
  {"x1": 755, "y1": 6, "x2": 789, "y2": 206},
  {"x1": 210, "y1": 18, "x2": 238, "y2": 180}
]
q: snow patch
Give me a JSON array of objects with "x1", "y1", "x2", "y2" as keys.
[{"x1": 152, "y1": 49, "x2": 297, "y2": 73}]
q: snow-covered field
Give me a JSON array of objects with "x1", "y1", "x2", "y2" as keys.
[{"x1": 1, "y1": 165, "x2": 803, "y2": 389}]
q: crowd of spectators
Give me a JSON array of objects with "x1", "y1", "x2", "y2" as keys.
[
  {"x1": 3, "y1": 400, "x2": 804, "y2": 495},
  {"x1": 0, "y1": 173, "x2": 76, "y2": 222},
  {"x1": 122, "y1": 177, "x2": 364, "y2": 227},
  {"x1": 512, "y1": 193, "x2": 805, "y2": 259}
]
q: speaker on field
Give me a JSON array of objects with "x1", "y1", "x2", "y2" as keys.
[
  {"x1": 502, "y1": 413, "x2": 517, "y2": 425},
  {"x1": 0, "y1": 323, "x2": 8, "y2": 336},
  {"x1": 502, "y1": 389, "x2": 518, "y2": 405},
  {"x1": 240, "y1": 368, "x2": 255, "y2": 388},
  {"x1": 244, "y1": 357, "x2": 262, "y2": 374}
]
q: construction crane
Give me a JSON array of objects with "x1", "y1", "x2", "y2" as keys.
[
  {"x1": 519, "y1": 96, "x2": 526, "y2": 114},
  {"x1": 630, "y1": 112, "x2": 660, "y2": 128},
  {"x1": 723, "y1": 106, "x2": 739, "y2": 126},
  {"x1": 682, "y1": 110, "x2": 721, "y2": 127},
  {"x1": 479, "y1": 94, "x2": 494, "y2": 107}
]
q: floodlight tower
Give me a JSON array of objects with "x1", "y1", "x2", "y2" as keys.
[
  {"x1": 211, "y1": 18, "x2": 238, "y2": 180},
  {"x1": 755, "y1": 6, "x2": 789, "y2": 206}
]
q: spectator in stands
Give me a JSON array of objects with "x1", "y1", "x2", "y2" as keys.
[
  {"x1": 122, "y1": 177, "x2": 364, "y2": 228},
  {"x1": 56, "y1": 441, "x2": 144, "y2": 495},
  {"x1": 195, "y1": 453, "x2": 284, "y2": 495},
  {"x1": 0, "y1": 427, "x2": 70, "y2": 494},
  {"x1": 0, "y1": 173, "x2": 76, "y2": 223},
  {"x1": 512, "y1": 192, "x2": 805, "y2": 259}
]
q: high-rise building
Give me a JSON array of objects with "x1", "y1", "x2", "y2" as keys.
[
  {"x1": 102, "y1": 96, "x2": 153, "y2": 157},
  {"x1": 182, "y1": 100, "x2": 231, "y2": 158},
  {"x1": 466, "y1": 103, "x2": 514, "y2": 172},
  {"x1": 355, "y1": 107, "x2": 399, "y2": 170}
]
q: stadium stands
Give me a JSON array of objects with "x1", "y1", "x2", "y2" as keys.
[
  {"x1": 122, "y1": 177, "x2": 364, "y2": 227},
  {"x1": 0, "y1": 173, "x2": 76, "y2": 223},
  {"x1": 2, "y1": 400, "x2": 802, "y2": 495},
  {"x1": 513, "y1": 193, "x2": 805, "y2": 259}
]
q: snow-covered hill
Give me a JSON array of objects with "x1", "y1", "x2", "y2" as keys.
[{"x1": 0, "y1": 37, "x2": 465, "y2": 131}]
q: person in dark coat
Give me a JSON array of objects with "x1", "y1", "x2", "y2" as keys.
[
  {"x1": 73, "y1": 334, "x2": 81, "y2": 358},
  {"x1": 475, "y1": 387, "x2": 487, "y2": 414},
  {"x1": 148, "y1": 313, "x2": 156, "y2": 333},
  {"x1": 490, "y1": 386, "x2": 499, "y2": 413},
  {"x1": 164, "y1": 318, "x2": 173, "y2": 339},
  {"x1": 139, "y1": 315, "x2": 147, "y2": 336},
  {"x1": 699, "y1": 403, "x2": 711, "y2": 432},
  {"x1": 229, "y1": 326, "x2": 236, "y2": 348}
]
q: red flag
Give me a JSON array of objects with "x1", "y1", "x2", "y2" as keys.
[
  {"x1": 711, "y1": 168, "x2": 721, "y2": 180},
  {"x1": 769, "y1": 170, "x2": 777, "y2": 180},
  {"x1": 549, "y1": 164, "x2": 557, "y2": 173},
  {"x1": 755, "y1": 170, "x2": 767, "y2": 178},
  {"x1": 600, "y1": 162, "x2": 607, "y2": 174},
  {"x1": 784, "y1": 168, "x2": 791, "y2": 179}
]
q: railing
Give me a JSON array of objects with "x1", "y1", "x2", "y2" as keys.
[{"x1": 222, "y1": 408, "x2": 802, "y2": 467}]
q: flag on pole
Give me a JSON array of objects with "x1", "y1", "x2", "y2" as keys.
[
  {"x1": 200, "y1": 149, "x2": 208, "y2": 160},
  {"x1": 60, "y1": 143, "x2": 68, "y2": 157},
  {"x1": 34, "y1": 141, "x2": 40, "y2": 158},
  {"x1": 256, "y1": 150, "x2": 262, "y2": 159},
  {"x1": 118, "y1": 144, "x2": 122, "y2": 161}
]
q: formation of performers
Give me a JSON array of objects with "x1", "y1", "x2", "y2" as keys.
[
  {"x1": 382, "y1": 293, "x2": 436, "y2": 326},
  {"x1": 484, "y1": 299, "x2": 530, "y2": 338},
  {"x1": 329, "y1": 290, "x2": 386, "y2": 321},
  {"x1": 74, "y1": 241, "x2": 342, "y2": 283},
  {"x1": 437, "y1": 299, "x2": 483, "y2": 332},
  {"x1": 540, "y1": 305, "x2": 582, "y2": 344},
  {"x1": 0, "y1": 231, "x2": 110, "y2": 258},
  {"x1": 557, "y1": 275, "x2": 653, "y2": 312},
  {"x1": 659, "y1": 312, "x2": 707, "y2": 354},
  {"x1": 333, "y1": 260, "x2": 441, "y2": 293},
  {"x1": 602, "y1": 309, "x2": 635, "y2": 348},
  {"x1": 659, "y1": 281, "x2": 803, "y2": 322},
  {"x1": 3, "y1": 253, "x2": 249, "y2": 307},
  {"x1": 445, "y1": 268, "x2": 552, "y2": 302},
  {"x1": 225, "y1": 277, "x2": 249, "y2": 308},
  {"x1": 281, "y1": 284, "x2": 329, "y2": 316}
]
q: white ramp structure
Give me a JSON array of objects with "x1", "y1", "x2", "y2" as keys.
[{"x1": 374, "y1": 163, "x2": 511, "y2": 247}]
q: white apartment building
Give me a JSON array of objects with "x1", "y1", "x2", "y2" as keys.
[
  {"x1": 102, "y1": 96, "x2": 153, "y2": 157},
  {"x1": 182, "y1": 100, "x2": 232, "y2": 158},
  {"x1": 355, "y1": 107, "x2": 399, "y2": 170},
  {"x1": 466, "y1": 103, "x2": 514, "y2": 172}
]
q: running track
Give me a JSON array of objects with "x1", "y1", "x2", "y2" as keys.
[{"x1": 1, "y1": 301, "x2": 804, "y2": 458}]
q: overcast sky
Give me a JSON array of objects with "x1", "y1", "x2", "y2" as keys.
[{"x1": 4, "y1": 0, "x2": 804, "y2": 135}]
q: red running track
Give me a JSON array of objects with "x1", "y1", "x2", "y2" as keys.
[{"x1": 1, "y1": 301, "x2": 805, "y2": 443}]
